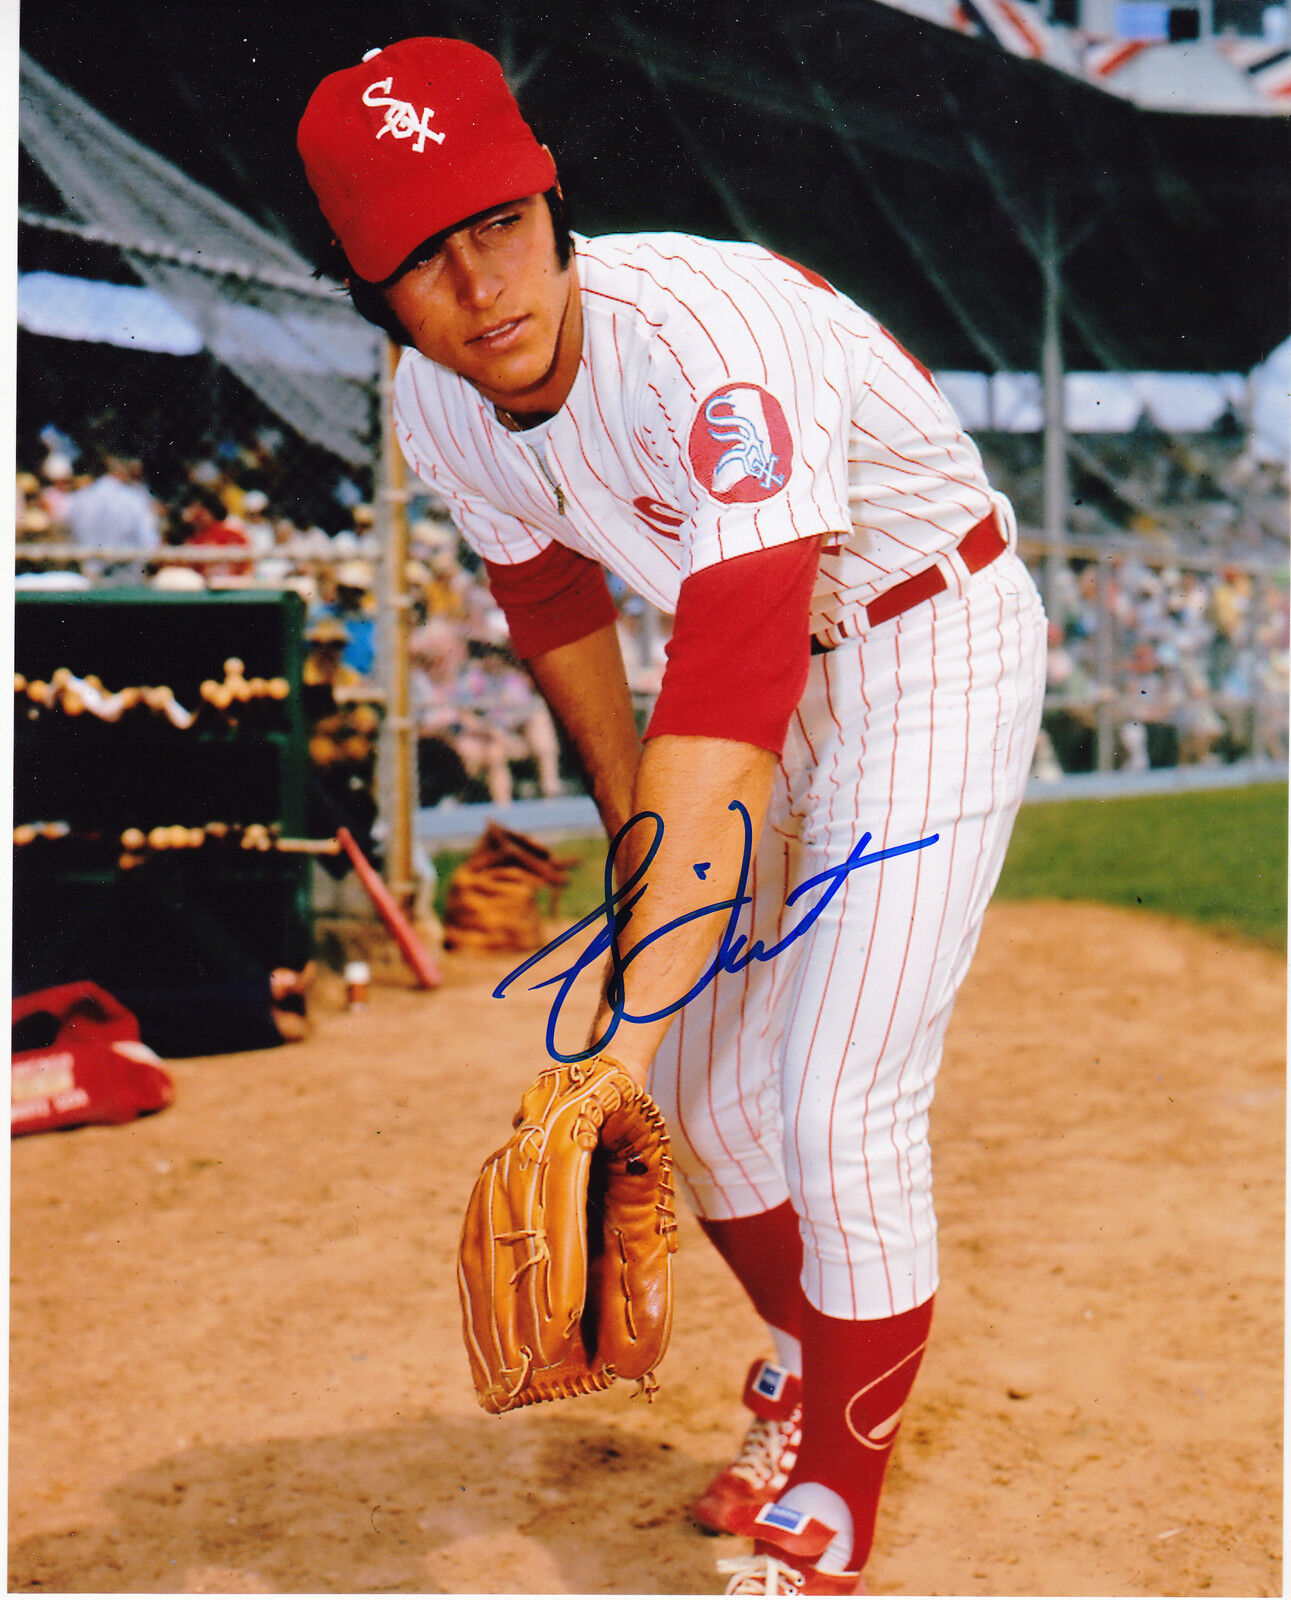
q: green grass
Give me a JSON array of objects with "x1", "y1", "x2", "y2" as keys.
[
  {"x1": 996, "y1": 782, "x2": 1287, "y2": 949},
  {"x1": 433, "y1": 782, "x2": 1288, "y2": 951}
]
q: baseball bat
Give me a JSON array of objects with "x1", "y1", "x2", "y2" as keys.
[{"x1": 335, "y1": 827, "x2": 442, "y2": 990}]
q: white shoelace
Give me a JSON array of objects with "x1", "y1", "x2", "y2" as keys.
[
  {"x1": 717, "y1": 1554, "x2": 806, "y2": 1595},
  {"x1": 729, "y1": 1411, "x2": 803, "y2": 1493}
]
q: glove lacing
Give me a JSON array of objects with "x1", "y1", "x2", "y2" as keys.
[{"x1": 496, "y1": 1228, "x2": 550, "y2": 1284}]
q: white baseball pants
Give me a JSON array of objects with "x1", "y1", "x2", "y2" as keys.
[{"x1": 648, "y1": 549, "x2": 1047, "y2": 1320}]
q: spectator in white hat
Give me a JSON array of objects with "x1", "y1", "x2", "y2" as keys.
[
  {"x1": 241, "y1": 489, "x2": 275, "y2": 557},
  {"x1": 39, "y1": 453, "x2": 76, "y2": 530}
]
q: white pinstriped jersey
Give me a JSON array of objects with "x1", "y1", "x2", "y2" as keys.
[
  {"x1": 390, "y1": 224, "x2": 1049, "y2": 1323},
  {"x1": 393, "y1": 231, "x2": 1005, "y2": 644}
]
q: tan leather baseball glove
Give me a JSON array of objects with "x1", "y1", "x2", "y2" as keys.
[
  {"x1": 457, "y1": 1055, "x2": 678, "y2": 1414},
  {"x1": 444, "y1": 823, "x2": 579, "y2": 952}
]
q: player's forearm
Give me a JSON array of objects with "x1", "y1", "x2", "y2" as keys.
[
  {"x1": 526, "y1": 623, "x2": 642, "y2": 843},
  {"x1": 591, "y1": 733, "x2": 777, "y2": 1085}
]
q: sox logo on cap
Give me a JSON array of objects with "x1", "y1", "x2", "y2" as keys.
[
  {"x1": 298, "y1": 37, "x2": 557, "y2": 283},
  {"x1": 361, "y1": 77, "x2": 446, "y2": 149}
]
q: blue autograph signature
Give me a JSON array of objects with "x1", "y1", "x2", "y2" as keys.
[{"x1": 495, "y1": 804, "x2": 939, "y2": 1064}]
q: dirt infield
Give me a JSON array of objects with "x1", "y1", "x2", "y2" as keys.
[{"x1": 9, "y1": 899, "x2": 1284, "y2": 1596}]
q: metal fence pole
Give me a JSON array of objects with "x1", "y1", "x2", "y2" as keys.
[
  {"x1": 1041, "y1": 195, "x2": 1069, "y2": 622},
  {"x1": 1095, "y1": 556, "x2": 1117, "y2": 771},
  {"x1": 375, "y1": 335, "x2": 416, "y2": 903}
]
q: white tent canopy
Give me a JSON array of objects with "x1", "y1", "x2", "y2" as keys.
[
  {"x1": 896, "y1": 370, "x2": 1249, "y2": 433},
  {"x1": 17, "y1": 272, "x2": 204, "y2": 356},
  {"x1": 1248, "y1": 337, "x2": 1291, "y2": 463}
]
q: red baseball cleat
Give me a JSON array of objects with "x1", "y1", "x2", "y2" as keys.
[
  {"x1": 694, "y1": 1359, "x2": 803, "y2": 1537},
  {"x1": 717, "y1": 1504, "x2": 867, "y2": 1595}
]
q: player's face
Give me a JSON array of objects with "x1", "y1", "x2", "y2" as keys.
[{"x1": 383, "y1": 194, "x2": 581, "y2": 420}]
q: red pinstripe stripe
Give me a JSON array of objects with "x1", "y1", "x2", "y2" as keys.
[
  {"x1": 963, "y1": 578, "x2": 1016, "y2": 933},
  {"x1": 645, "y1": 382, "x2": 687, "y2": 462},
  {"x1": 585, "y1": 337, "x2": 625, "y2": 449},
  {"x1": 410, "y1": 388, "x2": 549, "y2": 563},
  {"x1": 670, "y1": 1006, "x2": 716, "y2": 1204},
  {"x1": 865, "y1": 368, "x2": 939, "y2": 451},
  {"x1": 590, "y1": 262, "x2": 729, "y2": 367},
  {"x1": 550, "y1": 410, "x2": 613, "y2": 510},
  {"x1": 850, "y1": 403, "x2": 983, "y2": 484},
  {"x1": 850, "y1": 503, "x2": 970, "y2": 543},
  {"x1": 476, "y1": 415, "x2": 546, "y2": 539},
  {"x1": 771, "y1": 828, "x2": 796, "y2": 1029},
  {"x1": 434, "y1": 388, "x2": 469, "y2": 462},
  {"x1": 583, "y1": 284, "x2": 704, "y2": 399},
  {"x1": 674, "y1": 240, "x2": 782, "y2": 385},
  {"x1": 729, "y1": 849, "x2": 772, "y2": 1195},
  {"x1": 546, "y1": 425, "x2": 675, "y2": 593},
  {"x1": 991, "y1": 569, "x2": 1021, "y2": 789},
  {"x1": 785, "y1": 649, "x2": 856, "y2": 1300},
  {"x1": 699, "y1": 954, "x2": 738, "y2": 1200},
  {"x1": 953, "y1": 578, "x2": 1009, "y2": 951},
  {"x1": 784, "y1": 693, "x2": 843, "y2": 1265},
  {"x1": 845, "y1": 451, "x2": 983, "y2": 521},
  {"x1": 850, "y1": 425, "x2": 986, "y2": 521},
  {"x1": 581, "y1": 285, "x2": 666, "y2": 328},
  {"x1": 793, "y1": 699, "x2": 820, "y2": 769},
  {"x1": 870, "y1": 347, "x2": 949, "y2": 428},
  {"x1": 805, "y1": 356, "x2": 845, "y2": 460},
  {"x1": 610, "y1": 313, "x2": 625, "y2": 386},
  {"x1": 881, "y1": 607, "x2": 940, "y2": 1297},
  {"x1": 757, "y1": 828, "x2": 800, "y2": 1202},
  {"x1": 819, "y1": 547, "x2": 891, "y2": 577},
  {"x1": 1093, "y1": 38, "x2": 1149, "y2": 73},
  {"x1": 635, "y1": 245, "x2": 762, "y2": 373},
  {"x1": 868, "y1": 347, "x2": 979, "y2": 460},
  {"x1": 846, "y1": 627, "x2": 903, "y2": 1313}
]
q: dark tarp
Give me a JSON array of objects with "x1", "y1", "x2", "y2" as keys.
[{"x1": 18, "y1": 0, "x2": 1291, "y2": 374}]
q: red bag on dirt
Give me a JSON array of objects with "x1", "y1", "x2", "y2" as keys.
[{"x1": 12, "y1": 982, "x2": 175, "y2": 1137}]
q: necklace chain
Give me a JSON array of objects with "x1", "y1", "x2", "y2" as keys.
[
  {"x1": 492, "y1": 404, "x2": 566, "y2": 516},
  {"x1": 525, "y1": 442, "x2": 566, "y2": 517}
]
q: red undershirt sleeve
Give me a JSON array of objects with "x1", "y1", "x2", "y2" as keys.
[
  {"x1": 483, "y1": 542, "x2": 618, "y2": 660},
  {"x1": 645, "y1": 535, "x2": 823, "y2": 756}
]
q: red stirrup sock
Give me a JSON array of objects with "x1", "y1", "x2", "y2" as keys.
[
  {"x1": 761, "y1": 1295, "x2": 935, "y2": 1575},
  {"x1": 699, "y1": 1200, "x2": 806, "y2": 1359}
]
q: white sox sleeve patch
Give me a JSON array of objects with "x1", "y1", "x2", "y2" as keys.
[{"x1": 688, "y1": 384, "x2": 794, "y2": 505}]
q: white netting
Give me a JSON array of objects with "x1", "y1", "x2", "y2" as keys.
[{"x1": 19, "y1": 50, "x2": 381, "y2": 468}]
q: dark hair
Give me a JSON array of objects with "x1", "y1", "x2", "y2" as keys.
[
  {"x1": 184, "y1": 486, "x2": 227, "y2": 520},
  {"x1": 327, "y1": 187, "x2": 573, "y2": 347}
]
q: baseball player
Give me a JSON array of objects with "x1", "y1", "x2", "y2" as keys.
[{"x1": 298, "y1": 37, "x2": 1046, "y2": 1595}]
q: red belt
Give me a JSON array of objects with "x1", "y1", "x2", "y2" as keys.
[{"x1": 811, "y1": 509, "x2": 1008, "y2": 654}]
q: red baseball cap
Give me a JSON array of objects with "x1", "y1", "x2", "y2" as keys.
[{"x1": 298, "y1": 37, "x2": 558, "y2": 284}]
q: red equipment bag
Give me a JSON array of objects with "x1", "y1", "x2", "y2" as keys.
[{"x1": 12, "y1": 982, "x2": 175, "y2": 1137}]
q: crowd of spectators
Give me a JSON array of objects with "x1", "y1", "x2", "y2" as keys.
[
  {"x1": 15, "y1": 415, "x2": 1289, "y2": 796},
  {"x1": 14, "y1": 436, "x2": 582, "y2": 809},
  {"x1": 1036, "y1": 555, "x2": 1288, "y2": 776},
  {"x1": 979, "y1": 416, "x2": 1288, "y2": 565}
]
